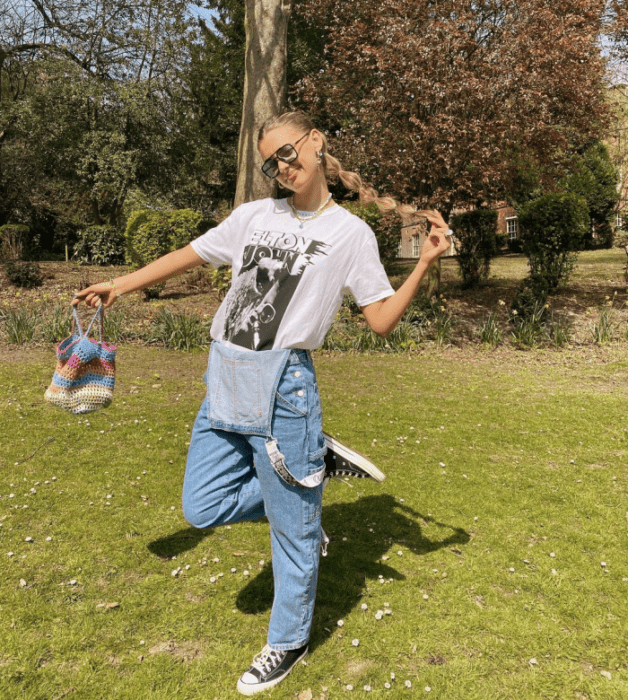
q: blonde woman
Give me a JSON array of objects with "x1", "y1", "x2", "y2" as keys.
[{"x1": 73, "y1": 111, "x2": 453, "y2": 695}]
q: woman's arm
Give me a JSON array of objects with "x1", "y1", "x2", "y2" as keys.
[
  {"x1": 361, "y1": 210, "x2": 452, "y2": 337},
  {"x1": 72, "y1": 244, "x2": 206, "y2": 308}
]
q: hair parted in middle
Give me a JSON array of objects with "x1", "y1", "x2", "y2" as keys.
[{"x1": 258, "y1": 111, "x2": 424, "y2": 224}]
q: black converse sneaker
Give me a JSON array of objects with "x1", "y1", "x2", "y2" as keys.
[
  {"x1": 237, "y1": 643, "x2": 309, "y2": 695},
  {"x1": 323, "y1": 431, "x2": 386, "y2": 482}
]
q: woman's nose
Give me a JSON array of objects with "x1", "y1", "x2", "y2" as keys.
[{"x1": 277, "y1": 159, "x2": 291, "y2": 174}]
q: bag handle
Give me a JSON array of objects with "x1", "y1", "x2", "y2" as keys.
[{"x1": 71, "y1": 305, "x2": 105, "y2": 343}]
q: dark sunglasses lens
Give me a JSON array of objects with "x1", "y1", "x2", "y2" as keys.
[
  {"x1": 276, "y1": 144, "x2": 297, "y2": 160},
  {"x1": 262, "y1": 159, "x2": 279, "y2": 178}
]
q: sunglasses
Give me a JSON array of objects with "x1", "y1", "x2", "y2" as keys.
[{"x1": 261, "y1": 132, "x2": 310, "y2": 179}]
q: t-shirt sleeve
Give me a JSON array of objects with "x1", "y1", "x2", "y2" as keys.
[
  {"x1": 343, "y1": 225, "x2": 394, "y2": 307},
  {"x1": 190, "y1": 207, "x2": 242, "y2": 267}
]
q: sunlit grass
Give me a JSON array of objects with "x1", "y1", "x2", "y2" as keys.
[{"x1": 1, "y1": 346, "x2": 628, "y2": 698}]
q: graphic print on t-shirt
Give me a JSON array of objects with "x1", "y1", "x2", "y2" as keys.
[{"x1": 223, "y1": 229, "x2": 331, "y2": 350}]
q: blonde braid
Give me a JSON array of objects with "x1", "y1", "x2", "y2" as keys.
[{"x1": 259, "y1": 111, "x2": 426, "y2": 224}]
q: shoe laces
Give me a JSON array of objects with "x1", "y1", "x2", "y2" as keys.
[{"x1": 251, "y1": 645, "x2": 283, "y2": 674}]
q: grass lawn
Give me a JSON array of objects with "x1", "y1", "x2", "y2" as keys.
[{"x1": 1, "y1": 343, "x2": 627, "y2": 699}]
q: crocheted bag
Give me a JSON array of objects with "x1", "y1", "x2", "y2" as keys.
[{"x1": 44, "y1": 305, "x2": 116, "y2": 414}]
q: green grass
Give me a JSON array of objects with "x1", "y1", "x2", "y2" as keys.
[{"x1": 1, "y1": 346, "x2": 628, "y2": 699}]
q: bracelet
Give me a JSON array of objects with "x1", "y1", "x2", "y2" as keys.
[{"x1": 109, "y1": 279, "x2": 123, "y2": 297}]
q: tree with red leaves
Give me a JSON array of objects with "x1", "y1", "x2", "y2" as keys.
[{"x1": 291, "y1": 0, "x2": 609, "y2": 213}]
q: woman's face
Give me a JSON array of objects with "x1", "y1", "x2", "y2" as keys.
[{"x1": 258, "y1": 125, "x2": 323, "y2": 194}]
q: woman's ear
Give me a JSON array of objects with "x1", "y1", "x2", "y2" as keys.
[{"x1": 310, "y1": 129, "x2": 324, "y2": 150}]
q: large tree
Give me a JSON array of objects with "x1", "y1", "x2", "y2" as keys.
[
  {"x1": 0, "y1": 0, "x2": 199, "y2": 244},
  {"x1": 291, "y1": 0, "x2": 609, "y2": 213},
  {"x1": 234, "y1": 0, "x2": 292, "y2": 205},
  {"x1": 170, "y1": 0, "x2": 246, "y2": 213}
]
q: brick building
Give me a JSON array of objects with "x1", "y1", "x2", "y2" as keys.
[{"x1": 398, "y1": 204, "x2": 518, "y2": 259}]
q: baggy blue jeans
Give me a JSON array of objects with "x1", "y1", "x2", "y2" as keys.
[{"x1": 182, "y1": 349, "x2": 326, "y2": 650}]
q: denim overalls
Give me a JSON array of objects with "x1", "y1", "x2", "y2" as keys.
[{"x1": 183, "y1": 341, "x2": 326, "y2": 650}]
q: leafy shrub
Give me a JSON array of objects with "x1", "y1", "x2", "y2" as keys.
[
  {"x1": 405, "y1": 292, "x2": 441, "y2": 325},
  {"x1": 321, "y1": 303, "x2": 363, "y2": 351},
  {"x1": 477, "y1": 312, "x2": 502, "y2": 346},
  {"x1": 519, "y1": 192, "x2": 588, "y2": 290},
  {"x1": 1, "y1": 307, "x2": 39, "y2": 344},
  {"x1": 591, "y1": 306, "x2": 618, "y2": 344},
  {"x1": 545, "y1": 311, "x2": 572, "y2": 348},
  {"x1": 39, "y1": 303, "x2": 72, "y2": 343},
  {"x1": 434, "y1": 313, "x2": 456, "y2": 346},
  {"x1": 495, "y1": 233, "x2": 508, "y2": 251},
  {"x1": 149, "y1": 307, "x2": 210, "y2": 351},
  {"x1": 342, "y1": 202, "x2": 401, "y2": 272},
  {"x1": 103, "y1": 307, "x2": 128, "y2": 345},
  {"x1": 73, "y1": 225, "x2": 126, "y2": 266},
  {"x1": 507, "y1": 237, "x2": 523, "y2": 253},
  {"x1": 3, "y1": 260, "x2": 43, "y2": 288},
  {"x1": 510, "y1": 274, "x2": 549, "y2": 321},
  {"x1": 125, "y1": 209, "x2": 204, "y2": 299},
  {"x1": 509, "y1": 301, "x2": 547, "y2": 348},
  {"x1": 0, "y1": 224, "x2": 30, "y2": 261},
  {"x1": 451, "y1": 209, "x2": 498, "y2": 288},
  {"x1": 559, "y1": 142, "x2": 618, "y2": 250},
  {"x1": 614, "y1": 228, "x2": 628, "y2": 249},
  {"x1": 354, "y1": 321, "x2": 421, "y2": 353},
  {"x1": 209, "y1": 265, "x2": 232, "y2": 300}
]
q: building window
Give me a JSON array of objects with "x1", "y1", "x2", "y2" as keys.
[
  {"x1": 616, "y1": 212, "x2": 624, "y2": 229},
  {"x1": 506, "y1": 217, "x2": 518, "y2": 240},
  {"x1": 412, "y1": 234, "x2": 421, "y2": 257},
  {"x1": 397, "y1": 240, "x2": 403, "y2": 258}
]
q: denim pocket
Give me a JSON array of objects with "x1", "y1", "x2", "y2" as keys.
[
  {"x1": 274, "y1": 366, "x2": 309, "y2": 418},
  {"x1": 274, "y1": 390, "x2": 308, "y2": 418},
  {"x1": 212, "y1": 357, "x2": 263, "y2": 425}
]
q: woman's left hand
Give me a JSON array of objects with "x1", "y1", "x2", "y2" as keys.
[{"x1": 420, "y1": 210, "x2": 453, "y2": 264}]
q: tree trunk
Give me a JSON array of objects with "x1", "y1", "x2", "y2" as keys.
[
  {"x1": 234, "y1": 0, "x2": 291, "y2": 206},
  {"x1": 426, "y1": 259, "x2": 441, "y2": 297}
]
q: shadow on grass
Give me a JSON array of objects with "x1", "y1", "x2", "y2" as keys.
[
  {"x1": 147, "y1": 527, "x2": 211, "y2": 559},
  {"x1": 235, "y1": 493, "x2": 469, "y2": 651}
]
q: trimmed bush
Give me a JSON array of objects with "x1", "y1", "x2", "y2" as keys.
[
  {"x1": 3, "y1": 260, "x2": 43, "y2": 288},
  {"x1": 519, "y1": 192, "x2": 588, "y2": 290},
  {"x1": 125, "y1": 209, "x2": 204, "y2": 299},
  {"x1": 510, "y1": 274, "x2": 549, "y2": 321},
  {"x1": 73, "y1": 225, "x2": 126, "y2": 266},
  {"x1": 451, "y1": 209, "x2": 498, "y2": 288}
]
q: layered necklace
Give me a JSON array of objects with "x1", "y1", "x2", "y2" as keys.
[{"x1": 288, "y1": 193, "x2": 333, "y2": 228}]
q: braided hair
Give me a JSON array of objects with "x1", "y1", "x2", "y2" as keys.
[{"x1": 258, "y1": 111, "x2": 422, "y2": 223}]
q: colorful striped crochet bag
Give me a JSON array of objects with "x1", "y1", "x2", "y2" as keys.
[{"x1": 45, "y1": 305, "x2": 116, "y2": 414}]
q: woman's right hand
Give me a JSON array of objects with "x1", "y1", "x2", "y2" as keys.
[{"x1": 72, "y1": 282, "x2": 118, "y2": 309}]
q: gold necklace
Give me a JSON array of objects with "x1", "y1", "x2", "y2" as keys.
[{"x1": 289, "y1": 194, "x2": 333, "y2": 228}]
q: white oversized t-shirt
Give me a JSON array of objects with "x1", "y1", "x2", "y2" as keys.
[{"x1": 190, "y1": 198, "x2": 394, "y2": 351}]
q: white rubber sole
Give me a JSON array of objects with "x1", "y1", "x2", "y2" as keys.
[
  {"x1": 236, "y1": 647, "x2": 308, "y2": 696},
  {"x1": 323, "y1": 432, "x2": 386, "y2": 482}
]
